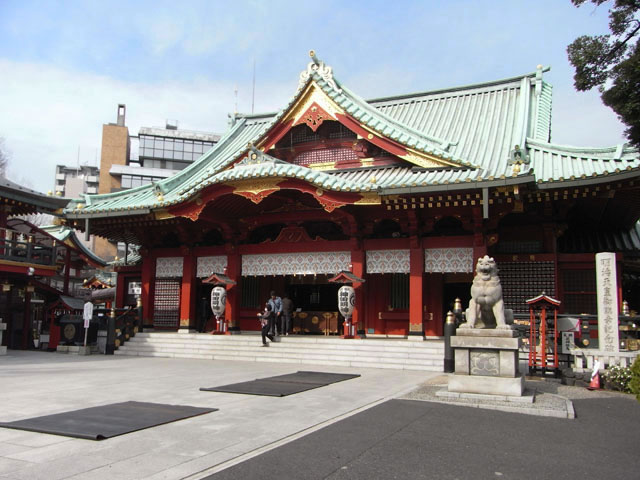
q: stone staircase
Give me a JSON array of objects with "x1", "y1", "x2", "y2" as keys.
[{"x1": 115, "y1": 332, "x2": 444, "y2": 371}]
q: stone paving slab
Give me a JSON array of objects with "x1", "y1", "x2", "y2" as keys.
[{"x1": 0, "y1": 351, "x2": 433, "y2": 479}]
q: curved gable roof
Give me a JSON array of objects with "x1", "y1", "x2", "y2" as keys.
[{"x1": 64, "y1": 55, "x2": 638, "y2": 218}]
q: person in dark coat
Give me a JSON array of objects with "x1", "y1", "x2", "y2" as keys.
[
  {"x1": 281, "y1": 293, "x2": 294, "y2": 335},
  {"x1": 267, "y1": 290, "x2": 283, "y2": 336},
  {"x1": 258, "y1": 303, "x2": 275, "y2": 346}
]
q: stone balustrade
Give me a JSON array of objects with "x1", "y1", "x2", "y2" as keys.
[{"x1": 569, "y1": 348, "x2": 639, "y2": 372}]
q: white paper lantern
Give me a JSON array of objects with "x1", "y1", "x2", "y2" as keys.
[
  {"x1": 338, "y1": 285, "x2": 355, "y2": 319},
  {"x1": 210, "y1": 286, "x2": 227, "y2": 317}
]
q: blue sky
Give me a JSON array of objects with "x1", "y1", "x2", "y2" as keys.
[{"x1": 0, "y1": 0, "x2": 628, "y2": 193}]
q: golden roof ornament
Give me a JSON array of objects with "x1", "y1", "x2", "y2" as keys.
[
  {"x1": 298, "y1": 50, "x2": 342, "y2": 93},
  {"x1": 508, "y1": 144, "x2": 530, "y2": 175}
]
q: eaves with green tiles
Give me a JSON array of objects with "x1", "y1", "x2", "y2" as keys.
[
  {"x1": 40, "y1": 225, "x2": 107, "y2": 266},
  {"x1": 64, "y1": 59, "x2": 639, "y2": 217}
]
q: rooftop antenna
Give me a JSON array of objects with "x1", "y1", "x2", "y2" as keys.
[
  {"x1": 234, "y1": 84, "x2": 238, "y2": 114},
  {"x1": 251, "y1": 58, "x2": 256, "y2": 114}
]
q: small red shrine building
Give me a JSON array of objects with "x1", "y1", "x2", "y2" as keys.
[
  {"x1": 64, "y1": 53, "x2": 640, "y2": 338},
  {"x1": 0, "y1": 178, "x2": 107, "y2": 350}
]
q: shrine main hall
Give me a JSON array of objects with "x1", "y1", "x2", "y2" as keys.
[{"x1": 64, "y1": 52, "x2": 640, "y2": 338}]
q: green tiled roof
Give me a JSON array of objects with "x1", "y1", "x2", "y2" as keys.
[
  {"x1": 370, "y1": 67, "x2": 553, "y2": 182},
  {"x1": 527, "y1": 139, "x2": 640, "y2": 187},
  {"x1": 65, "y1": 56, "x2": 638, "y2": 218},
  {"x1": 40, "y1": 225, "x2": 107, "y2": 266}
]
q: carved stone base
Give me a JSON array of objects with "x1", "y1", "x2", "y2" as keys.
[
  {"x1": 448, "y1": 374, "x2": 525, "y2": 397},
  {"x1": 449, "y1": 327, "x2": 524, "y2": 397}
]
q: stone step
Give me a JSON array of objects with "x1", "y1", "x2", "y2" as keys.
[
  {"x1": 117, "y1": 346, "x2": 443, "y2": 364},
  {"x1": 114, "y1": 348, "x2": 443, "y2": 371},
  {"x1": 116, "y1": 345, "x2": 443, "y2": 365},
  {"x1": 128, "y1": 334, "x2": 443, "y2": 350},
  {"x1": 115, "y1": 332, "x2": 445, "y2": 372},
  {"x1": 133, "y1": 332, "x2": 440, "y2": 347},
  {"x1": 124, "y1": 338, "x2": 443, "y2": 352}
]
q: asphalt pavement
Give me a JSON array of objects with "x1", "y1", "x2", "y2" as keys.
[{"x1": 207, "y1": 396, "x2": 640, "y2": 480}]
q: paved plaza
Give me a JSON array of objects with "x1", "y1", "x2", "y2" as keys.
[{"x1": 0, "y1": 351, "x2": 638, "y2": 479}]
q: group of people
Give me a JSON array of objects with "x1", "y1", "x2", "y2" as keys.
[{"x1": 258, "y1": 291, "x2": 294, "y2": 346}]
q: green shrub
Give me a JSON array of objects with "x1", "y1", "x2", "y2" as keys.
[
  {"x1": 630, "y1": 356, "x2": 640, "y2": 402},
  {"x1": 603, "y1": 365, "x2": 633, "y2": 393}
]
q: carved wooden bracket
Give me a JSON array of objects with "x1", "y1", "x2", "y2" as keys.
[{"x1": 294, "y1": 102, "x2": 331, "y2": 133}]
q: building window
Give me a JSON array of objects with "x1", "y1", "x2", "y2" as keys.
[
  {"x1": 390, "y1": 273, "x2": 409, "y2": 310},
  {"x1": 240, "y1": 276, "x2": 260, "y2": 308},
  {"x1": 138, "y1": 135, "x2": 215, "y2": 164},
  {"x1": 121, "y1": 174, "x2": 162, "y2": 189},
  {"x1": 562, "y1": 269, "x2": 597, "y2": 314}
]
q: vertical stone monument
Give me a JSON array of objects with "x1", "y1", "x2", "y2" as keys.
[{"x1": 448, "y1": 256, "x2": 524, "y2": 396}]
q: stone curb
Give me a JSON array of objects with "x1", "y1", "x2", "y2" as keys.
[{"x1": 401, "y1": 383, "x2": 576, "y2": 419}]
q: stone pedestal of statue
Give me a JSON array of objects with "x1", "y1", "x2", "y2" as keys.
[{"x1": 449, "y1": 328, "x2": 524, "y2": 397}]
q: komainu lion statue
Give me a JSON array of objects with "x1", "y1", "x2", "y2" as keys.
[{"x1": 460, "y1": 255, "x2": 513, "y2": 329}]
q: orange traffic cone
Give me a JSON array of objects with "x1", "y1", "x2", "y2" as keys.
[{"x1": 587, "y1": 372, "x2": 600, "y2": 390}]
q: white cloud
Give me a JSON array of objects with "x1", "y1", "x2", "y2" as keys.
[
  {"x1": 0, "y1": 59, "x2": 238, "y2": 192},
  {"x1": 0, "y1": 50, "x2": 629, "y2": 196}
]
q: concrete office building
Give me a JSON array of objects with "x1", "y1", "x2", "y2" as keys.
[{"x1": 93, "y1": 104, "x2": 220, "y2": 261}]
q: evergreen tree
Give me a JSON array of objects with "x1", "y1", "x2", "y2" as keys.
[{"x1": 567, "y1": 0, "x2": 640, "y2": 148}]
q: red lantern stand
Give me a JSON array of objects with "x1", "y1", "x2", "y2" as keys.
[
  {"x1": 328, "y1": 270, "x2": 365, "y2": 339},
  {"x1": 526, "y1": 293, "x2": 561, "y2": 376},
  {"x1": 202, "y1": 272, "x2": 236, "y2": 335}
]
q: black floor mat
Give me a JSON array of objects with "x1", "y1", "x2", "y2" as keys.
[
  {"x1": 268, "y1": 371, "x2": 360, "y2": 385},
  {"x1": 200, "y1": 371, "x2": 360, "y2": 397},
  {"x1": 0, "y1": 401, "x2": 217, "y2": 440},
  {"x1": 200, "y1": 379, "x2": 322, "y2": 396}
]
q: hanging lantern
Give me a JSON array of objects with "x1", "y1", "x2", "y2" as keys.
[
  {"x1": 338, "y1": 285, "x2": 355, "y2": 320},
  {"x1": 210, "y1": 286, "x2": 227, "y2": 317}
]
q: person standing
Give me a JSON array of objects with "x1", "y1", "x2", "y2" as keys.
[
  {"x1": 267, "y1": 291, "x2": 283, "y2": 336},
  {"x1": 281, "y1": 293, "x2": 294, "y2": 336},
  {"x1": 258, "y1": 303, "x2": 275, "y2": 346}
]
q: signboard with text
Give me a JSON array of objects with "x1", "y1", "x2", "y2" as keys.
[
  {"x1": 595, "y1": 252, "x2": 619, "y2": 353},
  {"x1": 128, "y1": 282, "x2": 142, "y2": 295},
  {"x1": 561, "y1": 331, "x2": 575, "y2": 354}
]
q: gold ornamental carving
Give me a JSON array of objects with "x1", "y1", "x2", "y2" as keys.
[
  {"x1": 401, "y1": 151, "x2": 459, "y2": 169},
  {"x1": 354, "y1": 192, "x2": 381, "y2": 205},
  {"x1": 295, "y1": 103, "x2": 330, "y2": 132},
  {"x1": 308, "y1": 161, "x2": 336, "y2": 171},
  {"x1": 283, "y1": 83, "x2": 344, "y2": 128},
  {"x1": 227, "y1": 178, "x2": 282, "y2": 195},
  {"x1": 228, "y1": 178, "x2": 282, "y2": 205},
  {"x1": 154, "y1": 209, "x2": 175, "y2": 221},
  {"x1": 409, "y1": 322, "x2": 423, "y2": 332}
]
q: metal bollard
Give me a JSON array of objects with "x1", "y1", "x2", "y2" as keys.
[
  {"x1": 444, "y1": 310, "x2": 456, "y2": 373},
  {"x1": 105, "y1": 308, "x2": 116, "y2": 355}
]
